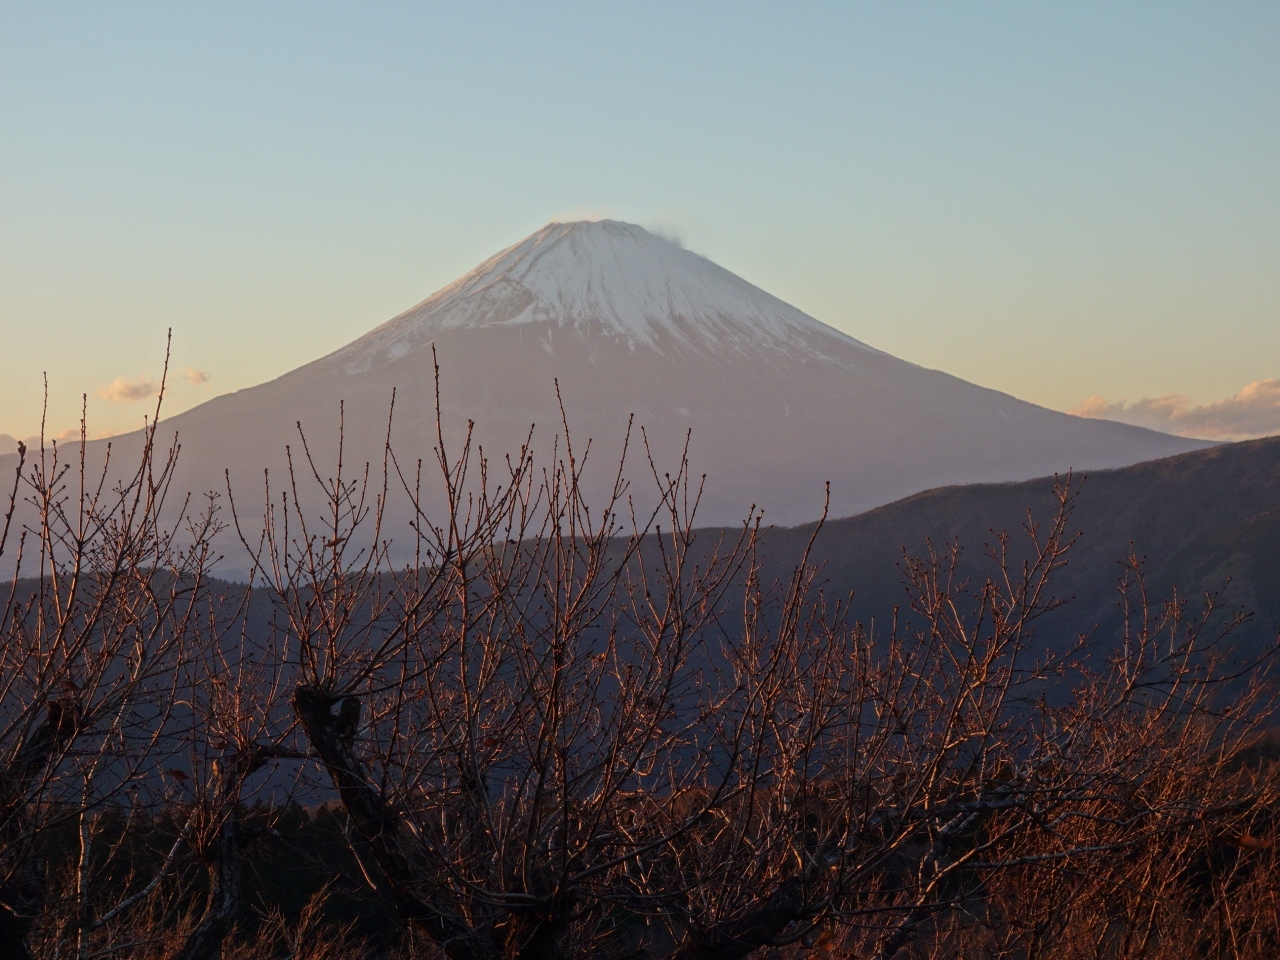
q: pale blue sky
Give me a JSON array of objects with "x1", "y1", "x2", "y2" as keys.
[{"x1": 2, "y1": 2, "x2": 1278, "y2": 440}]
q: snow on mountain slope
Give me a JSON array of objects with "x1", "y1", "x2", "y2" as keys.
[{"x1": 334, "y1": 220, "x2": 881, "y2": 370}]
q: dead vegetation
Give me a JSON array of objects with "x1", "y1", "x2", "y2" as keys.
[{"x1": 1, "y1": 360, "x2": 1277, "y2": 959}]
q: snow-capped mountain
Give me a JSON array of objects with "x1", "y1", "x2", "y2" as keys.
[
  {"x1": 2, "y1": 220, "x2": 1211, "y2": 572},
  {"x1": 339, "y1": 220, "x2": 880, "y2": 364}
]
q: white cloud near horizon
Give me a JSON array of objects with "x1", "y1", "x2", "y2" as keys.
[
  {"x1": 181, "y1": 367, "x2": 210, "y2": 385},
  {"x1": 1072, "y1": 378, "x2": 1280, "y2": 440},
  {"x1": 98, "y1": 376, "x2": 157, "y2": 403},
  {"x1": 47, "y1": 426, "x2": 119, "y2": 443}
]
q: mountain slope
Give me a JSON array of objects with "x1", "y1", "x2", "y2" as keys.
[
  {"x1": 1, "y1": 220, "x2": 1211, "y2": 573},
  {"x1": 741, "y1": 434, "x2": 1280, "y2": 663}
]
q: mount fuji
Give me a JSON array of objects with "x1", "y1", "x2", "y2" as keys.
[{"x1": 5, "y1": 220, "x2": 1211, "y2": 568}]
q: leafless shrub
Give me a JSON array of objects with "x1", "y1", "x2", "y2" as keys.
[
  {"x1": 234, "y1": 360, "x2": 1280, "y2": 960},
  {"x1": 2, "y1": 348, "x2": 1275, "y2": 959},
  {"x1": 2, "y1": 347, "x2": 300, "y2": 960}
]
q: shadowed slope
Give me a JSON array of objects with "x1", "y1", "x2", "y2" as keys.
[{"x1": 741, "y1": 434, "x2": 1280, "y2": 662}]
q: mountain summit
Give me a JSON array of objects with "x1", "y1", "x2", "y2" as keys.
[{"x1": 1, "y1": 221, "x2": 1211, "y2": 571}]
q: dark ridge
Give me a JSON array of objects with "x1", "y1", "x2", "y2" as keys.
[{"x1": 736, "y1": 433, "x2": 1280, "y2": 662}]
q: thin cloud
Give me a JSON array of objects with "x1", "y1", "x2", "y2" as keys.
[
  {"x1": 98, "y1": 376, "x2": 158, "y2": 403},
  {"x1": 181, "y1": 367, "x2": 210, "y2": 385},
  {"x1": 643, "y1": 208, "x2": 691, "y2": 248},
  {"x1": 1072, "y1": 379, "x2": 1280, "y2": 441},
  {"x1": 48, "y1": 427, "x2": 118, "y2": 443},
  {"x1": 648, "y1": 224, "x2": 686, "y2": 248}
]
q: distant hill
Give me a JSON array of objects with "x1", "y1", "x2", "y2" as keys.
[
  {"x1": 740, "y1": 435, "x2": 1280, "y2": 664},
  {"x1": 7, "y1": 436, "x2": 1274, "y2": 696}
]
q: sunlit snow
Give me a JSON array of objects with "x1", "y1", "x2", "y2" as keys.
[{"x1": 337, "y1": 220, "x2": 882, "y2": 369}]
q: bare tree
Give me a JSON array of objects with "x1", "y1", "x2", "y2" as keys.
[
  {"x1": 232, "y1": 366, "x2": 774, "y2": 959},
  {"x1": 650, "y1": 488, "x2": 1278, "y2": 960},
  {"x1": 0, "y1": 363, "x2": 223, "y2": 958},
  {"x1": 3, "y1": 350, "x2": 1274, "y2": 959},
  {"x1": 239, "y1": 378, "x2": 1278, "y2": 960},
  {"x1": 1, "y1": 352, "x2": 303, "y2": 960}
]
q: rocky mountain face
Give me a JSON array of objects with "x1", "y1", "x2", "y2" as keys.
[{"x1": 2, "y1": 220, "x2": 1209, "y2": 575}]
